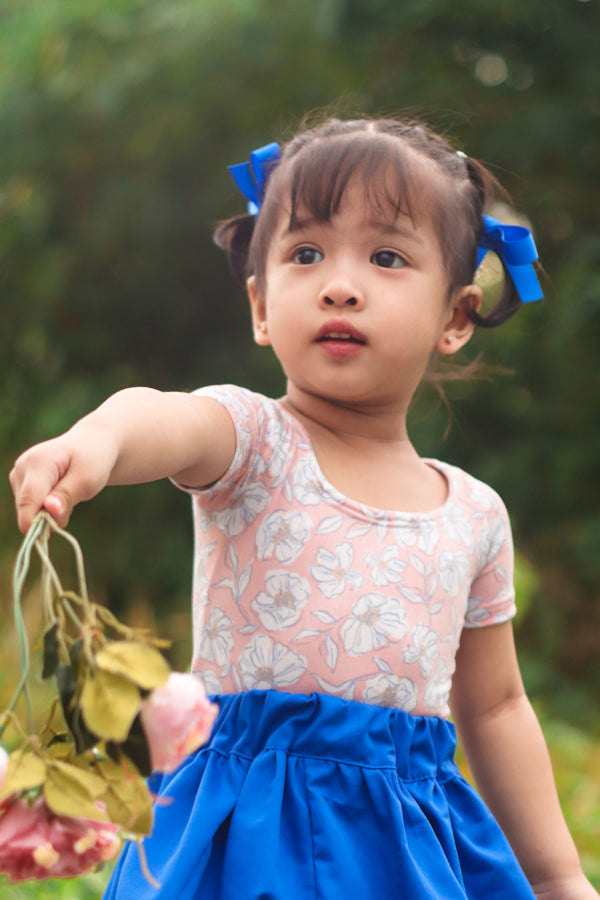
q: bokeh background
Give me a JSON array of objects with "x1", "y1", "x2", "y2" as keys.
[{"x1": 1, "y1": 0, "x2": 599, "y2": 894}]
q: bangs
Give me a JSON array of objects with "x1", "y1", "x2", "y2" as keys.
[
  {"x1": 247, "y1": 125, "x2": 460, "y2": 290},
  {"x1": 283, "y1": 134, "x2": 426, "y2": 230}
]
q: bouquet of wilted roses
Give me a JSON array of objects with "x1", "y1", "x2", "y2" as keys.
[{"x1": 0, "y1": 512, "x2": 217, "y2": 884}]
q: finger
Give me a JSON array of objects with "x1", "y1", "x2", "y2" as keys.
[
  {"x1": 10, "y1": 445, "x2": 71, "y2": 533},
  {"x1": 42, "y1": 493, "x2": 72, "y2": 529},
  {"x1": 12, "y1": 473, "x2": 59, "y2": 534},
  {"x1": 14, "y1": 478, "x2": 74, "y2": 533}
]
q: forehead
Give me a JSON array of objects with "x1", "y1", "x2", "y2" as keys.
[{"x1": 278, "y1": 134, "x2": 447, "y2": 232}]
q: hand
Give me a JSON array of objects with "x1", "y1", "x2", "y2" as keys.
[{"x1": 9, "y1": 423, "x2": 119, "y2": 533}]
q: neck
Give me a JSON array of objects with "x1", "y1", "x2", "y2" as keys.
[{"x1": 281, "y1": 382, "x2": 416, "y2": 450}]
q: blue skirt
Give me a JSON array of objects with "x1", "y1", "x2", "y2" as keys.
[{"x1": 104, "y1": 690, "x2": 535, "y2": 899}]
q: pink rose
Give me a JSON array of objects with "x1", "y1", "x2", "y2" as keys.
[
  {"x1": 140, "y1": 673, "x2": 218, "y2": 774},
  {"x1": 0, "y1": 795, "x2": 121, "y2": 882}
]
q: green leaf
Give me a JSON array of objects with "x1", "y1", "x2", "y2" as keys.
[
  {"x1": 0, "y1": 748, "x2": 46, "y2": 799},
  {"x1": 108, "y1": 713, "x2": 152, "y2": 777},
  {"x1": 69, "y1": 638, "x2": 84, "y2": 671},
  {"x1": 95, "y1": 641, "x2": 170, "y2": 690},
  {"x1": 44, "y1": 760, "x2": 110, "y2": 821},
  {"x1": 56, "y1": 664, "x2": 99, "y2": 753},
  {"x1": 81, "y1": 669, "x2": 141, "y2": 741},
  {"x1": 93, "y1": 757, "x2": 154, "y2": 836},
  {"x1": 42, "y1": 622, "x2": 60, "y2": 679}
]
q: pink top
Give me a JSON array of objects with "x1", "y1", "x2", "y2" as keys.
[{"x1": 181, "y1": 385, "x2": 516, "y2": 718}]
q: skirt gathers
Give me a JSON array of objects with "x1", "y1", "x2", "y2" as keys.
[{"x1": 103, "y1": 690, "x2": 535, "y2": 900}]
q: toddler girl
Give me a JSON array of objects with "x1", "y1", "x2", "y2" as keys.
[{"x1": 10, "y1": 116, "x2": 597, "y2": 899}]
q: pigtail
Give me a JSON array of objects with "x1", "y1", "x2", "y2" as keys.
[
  {"x1": 213, "y1": 214, "x2": 256, "y2": 284},
  {"x1": 461, "y1": 156, "x2": 531, "y2": 329}
]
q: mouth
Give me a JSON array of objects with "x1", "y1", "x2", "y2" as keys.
[{"x1": 315, "y1": 322, "x2": 367, "y2": 345}]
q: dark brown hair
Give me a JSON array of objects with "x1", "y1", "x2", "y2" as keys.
[{"x1": 215, "y1": 117, "x2": 525, "y2": 328}]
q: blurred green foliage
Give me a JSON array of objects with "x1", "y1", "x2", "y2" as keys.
[
  {"x1": 0, "y1": 0, "x2": 599, "y2": 693},
  {"x1": 1, "y1": 869, "x2": 112, "y2": 899}
]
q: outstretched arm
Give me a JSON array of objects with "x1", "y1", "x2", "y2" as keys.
[
  {"x1": 450, "y1": 621, "x2": 598, "y2": 900},
  {"x1": 9, "y1": 388, "x2": 236, "y2": 533}
]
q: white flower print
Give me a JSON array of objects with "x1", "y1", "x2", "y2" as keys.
[
  {"x1": 415, "y1": 516, "x2": 440, "y2": 554},
  {"x1": 238, "y1": 634, "x2": 307, "y2": 689},
  {"x1": 256, "y1": 510, "x2": 312, "y2": 563},
  {"x1": 469, "y1": 482, "x2": 495, "y2": 511},
  {"x1": 194, "y1": 670, "x2": 222, "y2": 696},
  {"x1": 442, "y1": 504, "x2": 473, "y2": 547},
  {"x1": 438, "y1": 550, "x2": 470, "y2": 597},
  {"x1": 212, "y1": 481, "x2": 270, "y2": 537},
  {"x1": 195, "y1": 416, "x2": 252, "y2": 496},
  {"x1": 233, "y1": 422, "x2": 253, "y2": 468},
  {"x1": 192, "y1": 540, "x2": 215, "y2": 609},
  {"x1": 196, "y1": 607, "x2": 234, "y2": 666},
  {"x1": 477, "y1": 515, "x2": 506, "y2": 568},
  {"x1": 265, "y1": 413, "x2": 293, "y2": 483},
  {"x1": 310, "y1": 542, "x2": 364, "y2": 598},
  {"x1": 252, "y1": 571, "x2": 311, "y2": 631},
  {"x1": 401, "y1": 624, "x2": 439, "y2": 677},
  {"x1": 465, "y1": 589, "x2": 514, "y2": 627},
  {"x1": 364, "y1": 546, "x2": 406, "y2": 586},
  {"x1": 341, "y1": 593, "x2": 408, "y2": 655},
  {"x1": 464, "y1": 595, "x2": 489, "y2": 626},
  {"x1": 363, "y1": 673, "x2": 417, "y2": 712},
  {"x1": 291, "y1": 457, "x2": 323, "y2": 506},
  {"x1": 395, "y1": 518, "x2": 421, "y2": 548},
  {"x1": 424, "y1": 659, "x2": 451, "y2": 711},
  {"x1": 196, "y1": 507, "x2": 218, "y2": 534},
  {"x1": 214, "y1": 481, "x2": 270, "y2": 537},
  {"x1": 200, "y1": 386, "x2": 251, "y2": 422},
  {"x1": 395, "y1": 515, "x2": 439, "y2": 554}
]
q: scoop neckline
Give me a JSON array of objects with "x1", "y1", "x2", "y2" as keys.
[{"x1": 275, "y1": 398, "x2": 454, "y2": 522}]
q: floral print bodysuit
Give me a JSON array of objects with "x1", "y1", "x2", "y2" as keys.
[{"x1": 181, "y1": 385, "x2": 516, "y2": 718}]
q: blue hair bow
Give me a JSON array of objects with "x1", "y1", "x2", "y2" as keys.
[
  {"x1": 228, "y1": 142, "x2": 281, "y2": 215},
  {"x1": 476, "y1": 215, "x2": 543, "y2": 303}
]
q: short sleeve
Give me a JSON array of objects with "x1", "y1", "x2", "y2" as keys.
[
  {"x1": 172, "y1": 385, "x2": 269, "y2": 506},
  {"x1": 464, "y1": 488, "x2": 516, "y2": 628}
]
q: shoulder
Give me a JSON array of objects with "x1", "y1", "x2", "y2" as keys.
[
  {"x1": 194, "y1": 385, "x2": 304, "y2": 448},
  {"x1": 432, "y1": 459, "x2": 510, "y2": 518},
  {"x1": 189, "y1": 385, "x2": 302, "y2": 493},
  {"x1": 432, "y1": 460, "x2": 514, "y2": 573},
  {"x1": 193, "y1": 384, "x2": 272, "y2": 420}
]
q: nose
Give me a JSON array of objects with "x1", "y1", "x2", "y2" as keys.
[{"x1": 318, "y1": 272, "x2": 364, "y2": 309}]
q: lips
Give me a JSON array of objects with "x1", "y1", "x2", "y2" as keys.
[{"x1": 315, "y1": 320, "x2": 367, "y2": 345}]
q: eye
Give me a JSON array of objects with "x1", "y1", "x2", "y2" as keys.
[
  {"x1": 292, "y1": 246, "x2": 324, "y2": 265},
  {"x1": 371, "y1": 250, "x2": 406, "y2": 269}
]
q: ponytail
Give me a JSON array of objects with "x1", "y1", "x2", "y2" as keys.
[{"x1": 214, "y1": 213, "x2": 256, "y2": 284}]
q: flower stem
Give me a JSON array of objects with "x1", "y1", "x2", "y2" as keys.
[
  {"x1": 5, "y1": 516, "x2": 48, "y2": 736},
  {"x1": 3, "y1": 512, "x2": 93, "y2": 739},
  {"x1": 39, "y1": 514, "x2": 91, "y2": 610}
]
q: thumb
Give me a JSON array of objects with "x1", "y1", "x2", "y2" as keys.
[{"x1": 42, "y1": 492, "x2": 74, "y2": 529}]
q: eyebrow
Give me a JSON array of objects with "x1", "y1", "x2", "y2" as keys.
[
  {"x1": 285, "y1": 215, "x2": 425, "y2": 245},
  {"x1": 370, "y1": 220, "x2": 425, "y2": 243}
]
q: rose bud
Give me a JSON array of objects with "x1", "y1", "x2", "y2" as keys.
[{"x1": 140, "y1": 673, "x2": 218, "y2": 774}]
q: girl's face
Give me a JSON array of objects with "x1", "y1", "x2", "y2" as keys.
[{"x1": 247, "y1": 174, "x2": 480, "y2": 417}]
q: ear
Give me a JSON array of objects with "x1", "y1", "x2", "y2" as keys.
[
  {"x1": 247, "y1": 275, "x2": 271, "y2": 346},
  {"x1": 435, "y1": 284, "x2": 483, "y2": 356}
]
